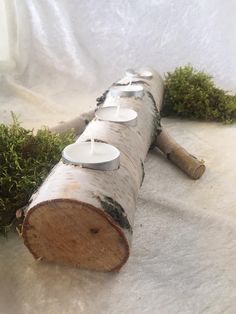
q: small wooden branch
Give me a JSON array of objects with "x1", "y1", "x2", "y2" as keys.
[
  {"x1": 154, "y1": 129, "x2": 205, "y2": 180},
  {"x1": 51, "y1": 109, "x2": 95, "y2": 135}
]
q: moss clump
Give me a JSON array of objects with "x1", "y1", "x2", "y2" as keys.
[
  {"x1": 0, "y1": 114, "x2": 75, "y2": 236},
  {"x1": 162, "y1": 65, "x2": 236, "y2": 123}
]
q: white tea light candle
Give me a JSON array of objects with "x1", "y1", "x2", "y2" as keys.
[
  {"x1": 110, "y1": 84, "x2": 144, "y2": 98},
  {"x1": 95, "y1": 106, "x2": 138, "y2": 126},
  {"x1": 125, "y1": 68, "x2": 138, "y2": 77},
  {"x1": 62, "y1": 142, "x2": 120, "y2": 171},
  {"x1": 139, "y1": 70, "x2": 153, "y2": 79}
]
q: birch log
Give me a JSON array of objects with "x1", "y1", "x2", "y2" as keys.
[{"x1": 22, "y1": 71, "x2": 163, "y2": 272}]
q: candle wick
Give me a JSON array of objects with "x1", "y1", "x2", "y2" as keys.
[
  {"x1": 116, "y1": 104, "x2": 120, "y2": 117},
  {"x1": 90, "y1": 136, "x2": 94, "y2": 154}
]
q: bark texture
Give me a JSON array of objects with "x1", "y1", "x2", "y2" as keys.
[{"x1": 23, "y1": 70, "x2": 163, "y2": 272}]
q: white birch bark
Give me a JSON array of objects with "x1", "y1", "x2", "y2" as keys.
[{"x1": 23, "y1": 70, "x2": 164, "y2": 272}]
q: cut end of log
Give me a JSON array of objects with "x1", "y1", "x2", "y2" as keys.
[
  {"x1": 191, "y1": 164, "x2": 206, "y2": 180},
  {"x1": 22, "y1": 199, "x2": 129, "y2": 272}
]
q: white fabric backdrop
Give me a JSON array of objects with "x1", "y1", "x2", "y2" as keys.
[
  {"x1": 8, "y1": 0, "x2": 236, "y2": 89},
  {"x1": 1, "y1": 1, "x2": 236, "y2": 313},
  {"x1": 1, "y1": 0, "x2": 236, "y2": 128}
]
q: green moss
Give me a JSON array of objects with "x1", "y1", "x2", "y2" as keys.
[
  {"x1": 99, "y1": 196, "x2": 132, "y2": 233},
  {"x1": 0, "y1": 114, "x2": 75, "y2": 236},
  {"x1": 162, "y1": 65, "x2": 236, "y2": 123}
]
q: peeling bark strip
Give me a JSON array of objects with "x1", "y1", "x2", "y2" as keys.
[
  {"x1": 22, "y1": 69, "x2": 165, "y2": 272},
  {"x1": 146, "y1": 91, "x2": 162, "y2": 139},
  {"x1": 99, "y1": 196, "x2": 132, "y2": 233},
  {"x1": 96, "y1": 90, "x2": 109, "y2": 107},
  {"x1": 140, "y1": 160, "x2": 145, "y2": 186},
  {"x1": 85, "y1": 139, "x2": 108, "y2": 144}
]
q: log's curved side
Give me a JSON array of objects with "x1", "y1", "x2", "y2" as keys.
[{"x1": 23, "y1": 70, "x2": 164, "y2": 271}]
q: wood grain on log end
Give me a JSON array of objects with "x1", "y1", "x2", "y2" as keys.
[
  {"x1": 22, "y1": 199, "x2": 129, "y2": 272},
  {"x1": 191, "y1": 164, "x2": 206, "y2": 180}
]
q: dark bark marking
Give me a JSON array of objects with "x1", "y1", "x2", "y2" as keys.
[{"x1": 98, "y1": 196, "x2": 132, "y2": 233}]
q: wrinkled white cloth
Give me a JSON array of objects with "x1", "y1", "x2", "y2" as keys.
[
  {"x1": 1, "y1": 1, "x2": 236, "y2": 313},
  {"x1": 1, "y1": 0, "x2": 236, "y2": 128}
]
